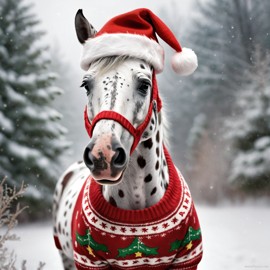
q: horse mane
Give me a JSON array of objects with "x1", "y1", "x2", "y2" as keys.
[
  {"x1": 158, "y1": 97, "x2": 170, "y2": 150},
  {"x1": 89, "y1": 55, "x2": 170, "y2": 148},
  {"x1": 89, "y1": 55, "x2": 132, "y2": 76}
]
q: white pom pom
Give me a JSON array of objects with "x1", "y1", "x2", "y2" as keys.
[{"x1": 171, "y1": 47, "x2": 198, "y2": 76}]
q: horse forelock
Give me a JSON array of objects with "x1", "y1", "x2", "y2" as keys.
[{"x1": 88, "y1": 55, "x2": 134, "y2": 76}]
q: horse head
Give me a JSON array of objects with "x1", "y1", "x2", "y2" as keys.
[{"x1": 75, "y1": 11, "x2": 159, "y2": 185}]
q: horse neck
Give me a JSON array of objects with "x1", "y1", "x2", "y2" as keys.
[{"x1": 102, "y1": 116, "x2": 170, "y2": 210}]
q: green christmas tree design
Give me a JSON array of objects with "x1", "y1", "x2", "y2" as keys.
[
  {"x1": 118, "y1": 237, "x2": 158, "y2": 258},
  {"x1": 76, "y1": 229, "x2": 108, "y2": 256},
  {"x1": 170, "y1": 226, "x2": 201, "y2": 252}
]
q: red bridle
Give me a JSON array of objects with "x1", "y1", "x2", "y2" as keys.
[{"x1": 84, "y1": 73, "x2": 162, "y2": 154}]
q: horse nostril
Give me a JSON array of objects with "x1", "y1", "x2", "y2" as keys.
[
  {"x1": 83, "y1": 146, "x2": 94, "y2": 170},
  {"x1": 112, "y1": 147, "x2": 127, "y2": 168}
]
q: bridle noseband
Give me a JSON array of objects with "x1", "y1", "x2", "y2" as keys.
[{"x1": 84, "y1": 73, "x2": 162, "y2": 154}]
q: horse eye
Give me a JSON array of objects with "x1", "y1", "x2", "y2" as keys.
[
  {"x1": 137, "y1": 80, "x2": 151, "y2": 96},
  {"x1": 80, "y1": 76, "x2": 93, "y2": 96}
]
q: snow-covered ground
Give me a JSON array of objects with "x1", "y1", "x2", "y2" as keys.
[{"x1": 7, "y1": 205, "x2": 270, "y2": 270}]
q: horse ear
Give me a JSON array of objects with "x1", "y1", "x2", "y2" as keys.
[{"x1": 75, "y1": 9, "x2": 97, "y2": 44}]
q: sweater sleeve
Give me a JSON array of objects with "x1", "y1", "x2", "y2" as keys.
[{"x1": 170, "y1": 203, "x2": 203, "y2": 270}]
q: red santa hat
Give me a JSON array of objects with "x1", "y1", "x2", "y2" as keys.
[{"x1": 80, "y1": 8, "x2": 198, "y2": 76}]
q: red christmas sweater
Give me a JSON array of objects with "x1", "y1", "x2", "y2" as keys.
[{"x1": 72, "y1": 151, "x2": 203, "y2": 270}]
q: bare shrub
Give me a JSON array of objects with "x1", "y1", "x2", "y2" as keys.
[{"x1": 0, "y1": 178, "x2": 45, "y2": 269}]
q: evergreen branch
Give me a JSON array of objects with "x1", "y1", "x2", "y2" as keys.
[
  {"x1": 170, "y1": 227, "x2": 201, "y2": 252},
  {"x1": 118, "y1": 237, "x2": 158, "y2": 257},
  {"x1": 76, "y1": 230, "x2": 108, "y2": 252}
]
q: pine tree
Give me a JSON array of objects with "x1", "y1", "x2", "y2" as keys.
[
  {"x1": 186, "y1": 0, "x2": 270, "y2": 115},
  {"x1": 49, "y1": 44, "x2": 88, "y2": 168},
  {"x1": 174, "y1": 0, "x2": 270, "y2": 199},
  {"x1": 186, "y1": 113, "x2": 207, "y2": 166},
  {"x1": 0, "y1": 0, "x2": 69, "y2": 219},
  {"x1": 157, "y1": 0, "x2": 270, "y2": 164},
  {"x1": 226, "y1": 46, "x2": 270, "y2": 193}
]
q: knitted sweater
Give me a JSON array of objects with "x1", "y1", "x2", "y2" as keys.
[{"x1": 71, "y1": 151, "x2": 203, "y2": 270}]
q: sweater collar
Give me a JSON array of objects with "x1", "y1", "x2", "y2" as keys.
[{"x1": 89, "y1": 146, "x2": 183, "y2": 224}]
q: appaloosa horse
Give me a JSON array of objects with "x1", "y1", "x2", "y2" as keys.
[{"x1": 53, "y1": 8, "x2": 202, "y2": 270}]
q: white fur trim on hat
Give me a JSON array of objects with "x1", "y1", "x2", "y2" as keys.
[
  {"x1": 81, "y1": 33, "x2": 164, "y2": 72},
  {"x1": 171, "y1": 47, "x2": 198, "y2": 76}
]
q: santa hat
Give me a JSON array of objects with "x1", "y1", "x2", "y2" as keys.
[{"x1": 80, "y1": 8, "x2": 198, "y2": 76}]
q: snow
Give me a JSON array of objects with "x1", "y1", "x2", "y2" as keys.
[
  {"x1": 16, "y1": 73, "x2": 59, "y2": 85},
  {"x1": 7, "y1": 205, "x2": 270, "y2": 270},
  {"x1": 24, "y1": 185, "x2": 43, "y2": 200},
  {"x1": 22, "y1": 106, "x2": 63, "y2": 123},
  {"x1": 0, "y1": 69, "x2": 16, "y2": 82},
  {"x1": 187, "y1": 113, "x2": 206, "y2": 149},
  {"x1": 36, "y1": 86, "x2": 64, "y2": 100},
  {"x1": 0, "y1": 111, "x2": 14, "y2": 132},
  {"x1": 7, "y1": 140, "x2": 53, "y2": 173},
  {"x1": 199, "y1": 205, "x2": 270, "y2": 269},
  {"x1": 47, "y1": 86, "x2": 64, "y2": 96},
  {"x1": 255, "y1": 136, "x2": 270, "y2": 151},
  {"x1": 6, "y1": 85, "x2": 27, "y2": 104},
  {"x1": 230, "y1": 144, "x2": 270, "y2": 181},
  {"x1": 8, "y1": 140, "x2": 40, "y2": 160},
  {"x1": 17, "y1": 74, "x2": 37, "y2": 84},
  {"x1": 0, "y1": 45, "x2": 8, "y2": 58}
]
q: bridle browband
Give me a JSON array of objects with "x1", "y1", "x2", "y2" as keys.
[{"x1": 84, "y1": 73, "x2": 162, "y2": 154}]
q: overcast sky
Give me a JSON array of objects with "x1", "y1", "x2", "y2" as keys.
[{"x1": 26, "y1": 0, "x2": 193, "y2": 69}]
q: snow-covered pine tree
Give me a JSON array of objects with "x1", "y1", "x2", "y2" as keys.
[
  {"x1": 0, "y1": 0, "x2": 69, "y2": 219},
  {"x1": 186, "y1": 0, "x2": 270, "y2": 115},
  {"x1": 186, "y1": 113, "x2": 207, "y2": 168},
  {"x1": 226, "y1": 46, "x2": 270, "y2": 193},
  {"x1": 177, "y1": 0, "x2": 270, "y2": 200},
  {"x1": 157, "y1": 0, "x2": 266, "y2": 163},
  {"x1": 49, "y1": 44, "x2": 88, "y2": 169}
]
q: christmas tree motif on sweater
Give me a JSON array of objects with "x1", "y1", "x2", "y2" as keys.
[
  {"x1": 118, "y1": 237, "x2": 158, "y2": 258},
  {"x1": 170, "y1": 226, "x2": 201, "y2": 252},
  {"x1": 76, "y1": 229, "x2": 108, "y2": 256}
]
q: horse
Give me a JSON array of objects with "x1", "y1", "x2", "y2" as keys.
[{"x1": 53, "y1": 9, "x2": 203, "y2": 270}]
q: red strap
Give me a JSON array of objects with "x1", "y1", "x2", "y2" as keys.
[
  {"x1": 90, "y1": 111, "x2": 137, "y2": 138},
  {"x1": 84, "y1": 101, "x2": 154, "y2": 154},
  {"x1": 84, "y1": 73, "x2": 162, "y2": 154}
]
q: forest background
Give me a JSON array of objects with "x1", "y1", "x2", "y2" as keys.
[{"x1": 0, "y1": 0, "x2": 269, "y2": 220}]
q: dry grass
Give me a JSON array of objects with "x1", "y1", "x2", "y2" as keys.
[{"x1": 0, "y1": 177, "x2": 45, "y2": 269}]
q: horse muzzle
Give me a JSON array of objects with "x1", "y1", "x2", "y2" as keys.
[{"x1": 83, "y1": 134, "x2": 128, "y2": 185}]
